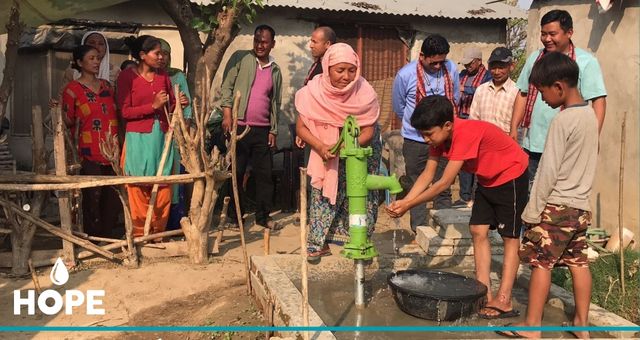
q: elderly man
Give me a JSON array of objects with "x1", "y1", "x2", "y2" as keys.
[{"x1": 455, "y1": 47, "x2": 492, "y2": 207}]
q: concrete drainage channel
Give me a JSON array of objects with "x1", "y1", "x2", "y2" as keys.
[{"x1": 250, "y1": 209, "x2": 637, "y2": 339}]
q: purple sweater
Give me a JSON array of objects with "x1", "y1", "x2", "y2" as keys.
[{"x1": 240, "y1": 64, "x2": 273, "y2": 127}]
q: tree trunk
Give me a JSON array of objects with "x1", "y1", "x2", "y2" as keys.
[
  {"x1": 184, "y1": 224, "x2": 208, "y2": 264},
  {"x1": 180, "y1": 176, "x2": 220, "y2": 264},
  {"x1": 0, "y1": 1, "x2": 23, "y2": 123}
]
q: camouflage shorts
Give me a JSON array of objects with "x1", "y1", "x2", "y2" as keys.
[{"x1": 519, "y1": 203, "x2": 591, "y2": 270}]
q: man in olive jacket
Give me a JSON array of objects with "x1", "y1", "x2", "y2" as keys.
[{"x1": 221, "y1": 24, "x2": 283, "y2": 229}]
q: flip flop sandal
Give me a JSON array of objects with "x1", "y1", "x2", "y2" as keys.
[
  {"x1": 307, "y1": 246, "x2": 331, "y2": 262},
  {"x1": 495, "y1": 323, "x2": 526, "y2": 338},
  {"x1": 495, "y1": 330, "x2": 525, "y2": 338},
  {"x1": 478, "y1": 306, "x2": 520, "y2": 319}
]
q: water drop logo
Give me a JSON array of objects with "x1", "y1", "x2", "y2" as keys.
[
  {"x1": 13, "y1": 257, "x2": 105, "y2": 316},
  {"x1": 50, "y1": 257, "x2": 69, "y2": 286}
]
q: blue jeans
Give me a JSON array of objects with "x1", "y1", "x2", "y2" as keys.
[
  {"x1": 525, "y1": 149, "x2": 542, "y2": 188},
  {"x1": 403, "y1": 138, "x2": 452, "y2": 232},
  {"x1": 458, "y1": 170, "x2": 475, "y2": 202}
]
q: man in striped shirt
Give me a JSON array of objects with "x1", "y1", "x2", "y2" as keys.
[{"x1": 469, "y1": 47, "x2": 518, "y2": 134}]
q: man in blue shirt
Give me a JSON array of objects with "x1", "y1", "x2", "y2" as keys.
[
  {"x1": 392, "y1": 34, "x2": 460, "y2": 232},
  {"x1": 509, "y1": 10, "x2": 606, "y2": 184}
]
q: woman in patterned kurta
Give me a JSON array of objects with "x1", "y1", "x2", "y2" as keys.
[
  {"x1": 294, "y1": 43, "x2": 381, "y2": 261},
  {"x1": 62, "y1": 45, "x2": 121, "y2": 237}
]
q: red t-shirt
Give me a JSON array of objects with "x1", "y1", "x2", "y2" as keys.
[
  {"x1": 430, "y1": 119, "x2": 528, "y2": 187},
  {"x1": 62, "y1": 80, "x2": 118, "y2": 165}
]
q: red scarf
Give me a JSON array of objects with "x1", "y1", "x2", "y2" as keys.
[
  {"x1": 458, "y1": 64, "x2": 487, "y2": 117},
  {"x1": 522, "y1": 43, "x2": 576, "y2": 128},
  {"x1": 416, "y1": 60, "x2": 457, "y2": 115}
]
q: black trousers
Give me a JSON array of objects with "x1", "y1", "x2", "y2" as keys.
[
  {"x1": 228, "y1": 126, "x2": 273, "y2": 225},
  {"x1": 80, "y1": 160, "x2": 121, "y2": 237}
]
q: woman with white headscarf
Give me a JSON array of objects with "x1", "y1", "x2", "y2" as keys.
[{"x1": 62, "y1": 31, "x2": 119, "y2": 87}]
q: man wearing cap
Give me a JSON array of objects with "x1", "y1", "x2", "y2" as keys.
[
  {"x1": 469, "y1": 47, "x2": 519, "y2": 134},
  {"x1": 458, "y1": 47, "x2": 493, "y2": 119},
  {"x1": 454, "y1": 47, "x2": 492, "y2": 207}
]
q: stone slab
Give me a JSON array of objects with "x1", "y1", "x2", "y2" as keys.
[
  {"x1": 250, "y1": 256, "x2": 336, "y2": 340},
  {"x1": 492, "y1": 255, "x2": 639, "y2": 339},
  {"x1": 438, "y1": 223, "x2": 473, "y2": 239},
  {"x1": 430, "y1": 208, "x2": 472, "y2": 226}
]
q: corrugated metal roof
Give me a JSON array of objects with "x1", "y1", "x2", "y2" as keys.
[{"x1": 222, "y1": 0, "x2": 525, "y2": 20}]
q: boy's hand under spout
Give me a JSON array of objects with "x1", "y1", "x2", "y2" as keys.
[{"x1": 386, "y1": 199, "x2": 411, "y2": 218}]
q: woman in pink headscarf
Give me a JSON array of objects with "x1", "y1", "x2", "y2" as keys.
[{"x1": 295, "y1": 43, "x2": 381, "y2": 262}]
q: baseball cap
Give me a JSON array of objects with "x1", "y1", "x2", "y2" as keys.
[
  {"x1": 488, "y1": 47, "x2": 513, "y2": 64},
  {"x1": 460, "y1": 47, "x2": 482, "y2": 65}
]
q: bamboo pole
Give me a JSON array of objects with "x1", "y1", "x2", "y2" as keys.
[
  {"x1": 28, "y1": 258, "x2": 42, "y2": 294},
  {"x1": 0, "y1": 173, "x2": 207, "y2": 191},
  {"x1": 51, "y1": 99, "x2": 75, "y2": 264},
  {"x1": 89, "y1": 229, "x2": 184, "y2": 254},
  {"x1": 0, "y1": 198, "x2": 119, "y2": 261},
  {"x1": 143, "y1": 98, "x2": 179, "y2": 236},
  {"x1": 263, "y1": 229, "x2": 270, "y2": 256},
  {"x1": 215, "y1": 197, "x2": 231, "y2": 249},
  {"x1": 300, "y1": 167, "x2": 309, "y2": 340},
  {"x1": 618, "y1": 111, "x2": 626, "y2": 295},
  {"x1": 229, "y1": 91, "x2": 251, "y2": 293}
]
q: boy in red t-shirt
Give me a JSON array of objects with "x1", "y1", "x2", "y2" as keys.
[{"x1": 387, "y1": 95, "x2": 529, "y2": 319}]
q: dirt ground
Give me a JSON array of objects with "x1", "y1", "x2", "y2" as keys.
[{"x1": 2, "y1": 210, "x2": 405, "y2": 340}]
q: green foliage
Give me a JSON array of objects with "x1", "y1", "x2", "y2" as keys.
[
  {"x1": 551, "y1": 249, "x2": 640, "y2": 324},
  {"x1": 506, "y1": 18, "x2": 528, "y2": 82},
  {"x1": 189, "y1": 0, "x2": 264, "y2": 33}
]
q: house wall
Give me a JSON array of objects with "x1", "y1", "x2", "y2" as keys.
[
  {"x1": 1, "y1": 2, "x2": 510, "y2": 169},
  {"x1": 528, "y1": 1, "x2": 640, "y2": 237},
  {"x1": 211, "y1": 8, "x2": 508, "y2": 147}
]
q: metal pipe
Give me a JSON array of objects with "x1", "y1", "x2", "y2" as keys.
[{"x1": 355, "y1": 260, "x2": 365, "y2": 308}]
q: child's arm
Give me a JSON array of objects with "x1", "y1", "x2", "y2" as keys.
[
  {"x1": 387, "y1": 158, "x2": 463, "y2": 217},
  {"x1": 521, "y1": 121, "x2": 567, "y2": 224}
]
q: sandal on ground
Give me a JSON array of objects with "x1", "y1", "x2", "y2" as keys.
[
  {"x1": 562, "y1": 322, "x2": 584, "y2": 339},
  {"x1": 478, "y1": 306, "x2": 520, "y2": 319},
  {"x1": 495, "y1": 324, "x2": 526, "y2": 339},
  {"x1": 307, "y1": 246, "x2": 331, "y2": 262}
]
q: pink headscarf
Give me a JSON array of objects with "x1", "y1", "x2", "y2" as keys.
[{"x1": 295, "y1": 43, "x2": 380, "y2": 204}]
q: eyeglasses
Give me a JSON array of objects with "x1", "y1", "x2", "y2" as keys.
[{"x1": 427, "y1": 60, "x2": 445, "y2": 67}]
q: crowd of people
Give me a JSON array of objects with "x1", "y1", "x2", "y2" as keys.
[{"x1": 52, "y1": 8, "x2": 605, "y2": 337}]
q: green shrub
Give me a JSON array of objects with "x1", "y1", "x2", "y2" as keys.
[{"x1": 551, "y1": 249, "x2": 640, "y2": 324}]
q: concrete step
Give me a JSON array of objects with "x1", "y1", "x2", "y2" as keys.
[{"x1": 416, "y1": 226, "x2": 503, "y2": 256}]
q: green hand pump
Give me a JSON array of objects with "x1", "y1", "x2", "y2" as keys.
[{"x1": 329, "y1": 115, "x2": 403, "y2": 307}]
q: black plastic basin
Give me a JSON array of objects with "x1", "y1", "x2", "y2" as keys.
[{"x1": 387, "y1": 269, "x2": 487, "y2": 321}]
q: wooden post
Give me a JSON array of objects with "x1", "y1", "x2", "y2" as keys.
[
  {"x1": 51, "y1": 103, "x2": 75, "y2": 266},
  {"x1": 618, "y1": 111, "x2": 626, "y2": 295},
  {"x1": 299, "y1": 167, "x2": 309, "y2": 340},
  {"x1": 263, "y1": 228, "x2": 270, "y2": 256},
  {"x1": 142, "y1": 105, "x2": 177, "y2": 237},
  {"x1": 230, "y1": 92, "x2": 251, "y2": 293},
  {"x1": 214, "y1": 197, "x2": 230, "y2": 250}
]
